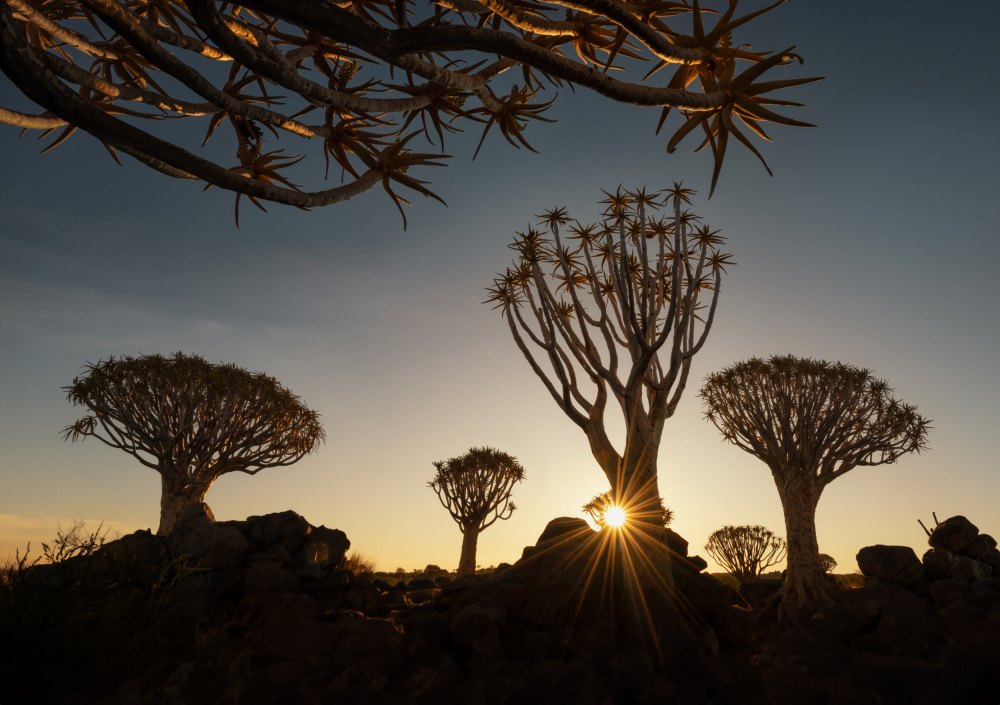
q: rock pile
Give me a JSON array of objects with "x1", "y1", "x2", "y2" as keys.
[
  {"x1": 856, "y1": 515, "x2": 998, "y2": 587},
  {"x1": 4, "y1": 508, "x2": 999, "y2": 705}
]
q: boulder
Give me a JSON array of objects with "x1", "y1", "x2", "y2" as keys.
[
  {"x1": 856, "y1": 545, "x2": 924, "y2": 586},
  {"x1": 928, "y1": 516, "x2": 979, "y2": 553},
  {"x1": 664, "y1": 528, "x2": 689, "y2": 557},
  {"x1": 922, "y1": 548, "x2": 955, "y2": 582},
  {"x1": 255, "y1": 509, "x2": 313, "y2": 555},
  {"x1": 946, "y1": 556, "x2": 992, "y2": 582},
  {"x1": 287, "y1": 525, "x2": 350, "y2": 579},
  {"x1": 959, "y1": 534, "x2": 997, "y2": 561},
  {"x1": 980, "y1": 547, "x2": 1000, "y2": 575},
  {"x1": 407, "y1": 578, "x2": 436, "y2": 590},
  {"x1": 168, "y1": 504, "x2": 249, "y2": 571}
]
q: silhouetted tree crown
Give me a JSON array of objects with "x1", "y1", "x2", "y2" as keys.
[
  {"x1": 704, "y1": 524, "x2": 786, "y2": 585},
  {"x1": 63, "y1": 351, "x2": 324, "y2": 533},
  {"x1": 0, "y1": 0, "x2": 821, "y2": 226},
  {"x1": 700, "y1": 355, "x2": 930, "y2": 479}
]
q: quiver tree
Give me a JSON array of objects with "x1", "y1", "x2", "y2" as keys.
[
  {"x1": 0, "y1": 0, "x2": 820, "y2": 225},
  {"x1": 704, "y1": 524, "x2": 786, "y2": 585},
  {"x1": 428, "y1": 446, "x2": 525, "y2": 576},
  {"x1": 63, "y1": 352, "x2": 324, "y2": 534},
  {"x1": 700, "y1": 355, "x2": 930, "y2": 615},
  {"x1": 486, "y1": 184, "x2": 732, "y2": 563}
]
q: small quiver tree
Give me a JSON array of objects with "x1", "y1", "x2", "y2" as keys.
[
  {"x1": 486, "y1": 185, "x2": 733, "y2": 571},
  {"x1": 428, "y1": 446, "x2": 525, "y2": 576},
  {"x1": 63, "y1": 352, "x2": 325, "y2": 535},
  {"x1": 583, "y1": 490, "x2": 673, "y2": 530},
  {"x1": 704, "y1": 525, "x2": 786, "y2": 585},
  {"x1": 700, "y1": 355, "x2": 929, "y2": 616}
]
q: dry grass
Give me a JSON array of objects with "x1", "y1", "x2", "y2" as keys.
[
  {"x1": 835, "y1": 571, "x2": 876, "y2": 589},
  {"x1": 342, "y1": 551, "x2": 377, "y2": 579}
]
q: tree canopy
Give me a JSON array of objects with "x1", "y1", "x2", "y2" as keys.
[
  {"x1": 704, "y1": 524, "x2": 785, "y2": 585},
  {"x1": 0, "y1": 0, "x2": 821, "y2": 225},
  {"x1": 63, "y1": 351, "x2": 324, "y2": 533}
]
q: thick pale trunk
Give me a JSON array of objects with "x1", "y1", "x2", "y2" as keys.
[
  {"x1": 457, "y1": 526, "x2": 480, "y2": 576},
  {"x1": 777, "y1": 477, "x2": 827, "y2": 616},
  {"x1": 157, "y1": 473, "x2": 212, "y2": 535}
]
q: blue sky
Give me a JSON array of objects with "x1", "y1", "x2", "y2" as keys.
[{"x1": 1, "y1": 1, "x2": 998, "y2": 573}]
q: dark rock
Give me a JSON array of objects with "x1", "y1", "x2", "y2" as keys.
[
  {"x1": 980, "y1": 547, "x2": 1000, "y2": 575},
  {"x1": 959, "y1": 533, "x2": 997, "y2": 560},
  {"x1": 287, "y1": 525, "x2": 350, "y2": 580},
  {"x1": 946, "y1": 556, "x2": 992, "y2": 581},
  {"x1": 256, "y1": 509, "x2": 313, "y2": 555},
  {"x1": 671, "y1": 556, "x2": 708, "y2": 573},
  {"x1": 168, "y1": 505, "x2": 249, "y2": 571},
  {"x1": 850, "y1": 581, "x2": 943, "y2": 658},
  {"x1": 178, "y1": 501, "x2": 215, "y2": 524},
  {"x1": 372, "y1": 579, "x2": 393, "y2": 592},
  {"x1": 407, "y1": 578, "x2": 436, "y2": 590},
  {"x1": 449, "y1": 601, "x2": 507, "y2": 658},
  {"x1": 244, "y1": 563, "x2": 300, "y2": 598},
  {"x1": 249, "y1": 544, "x2": 292, "y2": 564},
  {"x1": 434, "y1": 575, "x2": 452, "y2": 587},
  {"x1": 922, "y1": 547, "x2": 955, "y2": 582},
  {"x1": 930, "y1": 577, "x2": 973, "y2": 611},
  {"x1": 534, "y1": 516, "x2": 595, "y2": 547},
  {"x1": 928, "y1": 515, "x2": 979, "y2": 553},
  {"x1": 664, "y1": 527, "x2": 689, "y2": 557},
  {"x1": 856, "y1": 544, "x2": 924, "y2": 586}
]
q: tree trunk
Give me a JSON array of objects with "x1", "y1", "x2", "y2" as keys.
[
  {"x1": 457, "y1": 526, "x2": 480, "y2": 576},
  {"x1": 157, "y1": 472, "x2": 212, "y2": 535},
  {"x1": 777, "y1": 476, "x2": 827, "y2": 616}
]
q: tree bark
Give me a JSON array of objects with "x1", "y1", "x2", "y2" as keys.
[
  {"x1": 457, "y1": 526, "x2": 480, "y2": 576},
  {"x1": 157, "y1": 472, "x2": 213, "y2": 535},
  {"x1": 777, "y1": 476, "x2": 827, "y2": 616}
]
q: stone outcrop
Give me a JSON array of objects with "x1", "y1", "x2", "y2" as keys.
[
  {"x1": 3, "y1": 510, "x2": 999, "y2": 705},
  {"x1": 855, "y1": 544, "x2": 924, "y2": 586}
]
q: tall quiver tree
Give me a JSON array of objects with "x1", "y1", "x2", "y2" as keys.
[
  {"x1": 486, "y1": 185, "x2": 732, "y2": 559},
  {"x1": 63, "y1": 352, "x2": 325, "y2": 534},
  {"x1": 700, "y1": 355, "x2": 929, "y2": 615},
  {"x1": 429, "y1": 447, "x2": 525, "y2": 576}
]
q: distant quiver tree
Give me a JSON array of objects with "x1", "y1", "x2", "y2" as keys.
[
  {"x1": 486, "y1": 184, "x2": 733, "y2": 578},
  {"x1": 0, "y1": 0, "x2": 821, "y2": 225},
  {"x1": 62, "y1": 352, "x2": 324, "y2": 534},
  {"x1": 428, "y1": 446, "x2": 525, "y2": 576},
  {"x1": 704, "y1": 524, "x2": 786, "y2": 585},
  {"x1": 700, "y1": 355, "x2": 930, "y2": 615}
]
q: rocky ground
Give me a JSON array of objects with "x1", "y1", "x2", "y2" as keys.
[{"x1": 2, "y1": 505, "x2": 997, "y2": 705}]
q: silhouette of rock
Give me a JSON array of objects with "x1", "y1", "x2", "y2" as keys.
[
  {"x1": 921, "y1": 547, "x2": 955, "y2": 581},
  {"x1": 928, "y1": 515, "x2": 979, "y2": 552},
  {"x1": 6, "y1": 510, "x2": 1000, "y2": 705},
  {"x1": 856, "y1": 545, "x2": 924, "y2": 586}
]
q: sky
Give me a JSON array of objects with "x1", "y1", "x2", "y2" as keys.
[{"x1": 1, "y1": 2, "x2": 998, "y2": 575}]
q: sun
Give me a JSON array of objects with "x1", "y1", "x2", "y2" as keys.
[{"x1": 604, "y1": 505, "x2": 627, "y2": 528}]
